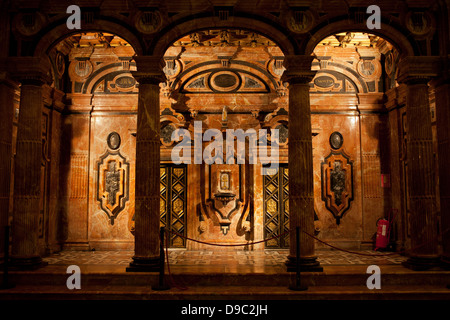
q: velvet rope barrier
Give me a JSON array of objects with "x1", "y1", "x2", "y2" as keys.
[
  {"x1": 165, "y1": 228, "x2": 401, "y2": 256},
  {"x1": 158, "y1": 227, "x2": 437, "y2": 290}
]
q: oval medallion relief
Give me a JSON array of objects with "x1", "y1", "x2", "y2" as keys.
[
  {"x1": 314, "y1": 76, "x2": 335, "y2": 89},
  {"x1": 209, "y1": 71, "x2": 241, "y2": 92}
]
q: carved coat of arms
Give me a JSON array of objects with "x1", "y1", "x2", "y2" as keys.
[
  {"x1": 321, "y1": 151, "x2": 354, "y2": 225},
  {"x1": 97, "y1": 151, "x2": 130, "y2": 225}
]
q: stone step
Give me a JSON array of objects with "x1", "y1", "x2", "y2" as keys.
[
  {"x1": 1, "y1": 284, "x2": 450, "y2": 300},
  {"x1": 3, "y1": 264, "x2": 450, "y2": 288}
]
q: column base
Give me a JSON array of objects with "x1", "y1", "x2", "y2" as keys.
[
  {"x1": 285, "y1": 255, "x2": 323, "y2": 272},
  {"x1": 10, "y1": 256, "x2": 47, "y2": 270},
  {"x1": 402, "y1": 256, "x2": 441, "y2": 271},
  {"x1": 126, "y1": 255, "x2": 160, "y2": 272}
]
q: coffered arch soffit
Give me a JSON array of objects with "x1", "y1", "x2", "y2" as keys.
[
  {"x1": 304, "y1": 20, "x2": 417, "y2": 58},
  {"x1": 33, "y1": 20, "x2": 145, "y2": 57},
  {"x1": 150, "y1": 16, "x2": 297, "y2": 57}
]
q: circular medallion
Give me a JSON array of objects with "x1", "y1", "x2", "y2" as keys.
[
  {"x1": 329, "y1": 132, "x2": 343, "y2": 150},
  {"x1": 13, "y1": 12, "x2": 46, "y2": 38},
  {"x1": 405, "y1": 11, "x2": 434, "y2": 37},
  {"x1": 69, "y1": 60, "x2": 93, "y2": 82},
  {"x1": 357, "y1": 59, "x2": 381, "y2": 81},
  {"x1": 135, "y1": 11, "x2": 162, "y2": 34},
  {"x1": 107, "y1": 132, "x2": 121, "y2": 150},
  {"x1": 286, "y1": 10, "x2": 315, "y2": 34}
]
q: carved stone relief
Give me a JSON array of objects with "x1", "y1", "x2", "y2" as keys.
[
  {"x1": 96, "y1": 133, "x2": 130, "y2": 225},
  {"x1": 321, "y1": 148, "x2": 354, "y2": 225}
]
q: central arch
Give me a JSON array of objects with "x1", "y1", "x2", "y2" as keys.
[{"x1": 149, "y1": 15, "x2": 298, "y2": 57}]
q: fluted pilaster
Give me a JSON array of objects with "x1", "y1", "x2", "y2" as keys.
[
  {"x1": 0, "y1": 74, "x2": 17, "y2": 263},
  {"x1": 127, "y1": 56, "x2": 166, "y2": 272},
  {"x1": 282, "y1": 55, "x2": 322, "y2": 272},
  {"x1": 8, "y1": 57, "x2": 51, "y2": 269},
  {"x1": 433, "y1": 67, "x2": 450, "y2": 268},
  {"x1": 398, "y1": 56, "x2": 440, "y2": 270}
]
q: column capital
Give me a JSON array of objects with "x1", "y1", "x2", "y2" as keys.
[
  {"x1": 4, "y1": 56, "x2": 52, "y2": 85},
  {"x1": 430, "y1": 56, "x2": 450, "y2": 88},
  {"x1": 281, "y1": 55, "x2": 316, "y2": 85},
  {"x1": 131, "y1": 55, "x2": 166, "y2": 85},
  {"x1": 397, "y1": 56, "x2": 441, "y2": 85}
]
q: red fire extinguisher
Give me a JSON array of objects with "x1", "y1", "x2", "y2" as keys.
[
  {"x1": 375, "y1": 219, "x2": 390, "y2": 250},
  {"x1": 375, "y1": 209, "x2": 397, "y2": 251}
]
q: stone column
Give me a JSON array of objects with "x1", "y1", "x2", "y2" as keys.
[
  {"x1": 282, "y1": 55, "x2": 322, "y2": 272},
  {"x1": 9, "y1": 57, "x2": 51, "y2": 269},
  {"x1": 397, "y1": 56, "x2": 440, "y2": 270},
  {"x1": 0, "y1": 73, "x2": 17, "y2": 263},
  {"x1": 127, "y1": 56, "x2": 166, "y2": 272},
  {"x1": 433, "y1": 60, "x2": 450, "y2": 268}
]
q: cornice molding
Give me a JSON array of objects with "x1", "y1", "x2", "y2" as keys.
[
  {"x1": 397, "y1": 56, "x2": 441, "y2": 84},
  {"x1": 131, "y1": 56, "x2": 166, "y2": 84},
  {"x1": 5, "y1": 57, "x2": 52, "y2": 85},
  {"x1": 281, "y1": 55, "x2": 316, "y2": 84}
]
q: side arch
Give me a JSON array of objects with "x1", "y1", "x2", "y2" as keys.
[
  {"x1": 304, "y1": 19, "x2": 417, "y2": 57},
  {"x1": 33, "y1": 18, "x2": 145, "y2": 57}
]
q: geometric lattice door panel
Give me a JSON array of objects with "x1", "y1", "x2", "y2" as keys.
[
  {"x1": 160, "y1": 164, "x2": 187, "y2": 248},
  {"x1": 263, "y1": 165, "x2": 289, "y2": 248}
]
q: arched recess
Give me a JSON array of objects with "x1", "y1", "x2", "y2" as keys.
[
  {"x1": 304, "y1": 19, "x2": 417, "y2": 58},
  {"x1": 149, "y1": 15, "x2": 297, "y2": 57},
  {"x1": 33, "y1": 19, "x2": 144, "y2": 57}
]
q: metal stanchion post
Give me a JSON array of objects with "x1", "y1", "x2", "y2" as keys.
[
  {"x1": 289, "y1": 227, "x2": 308, "y2": 291},
  {"x1": 1, "y1": 225, "x2": 15, "y2": 290},
  {"x1": 152, "y1": 226, "x2": 170, "y2": 291}
]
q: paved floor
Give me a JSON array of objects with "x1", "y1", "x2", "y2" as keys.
[
  {"x1": 42, "y1": 249, "x2": 407, "y2": 268},
  {"x1": 4, "y1": 249, "x2": 450, "y2": 303}
]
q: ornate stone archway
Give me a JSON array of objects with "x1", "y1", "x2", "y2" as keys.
[{"x1": 33, "y1": 20, "x2": 145, "y2": 57}]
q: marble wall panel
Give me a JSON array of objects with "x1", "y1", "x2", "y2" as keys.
[
  {"x1": 360, "y1": 114, "x2": 389, "y2": 246},
  {"x1": 311, "y1": 113, "x2": 363, "y2": 249},
  {"x1": 60, "y1": 114, "x2": 90, "y2": 250},
  {"x1": 88, "y1": 114, "x2": 136, "y2": 250},
  {"x1": 59, "y1": 110, "x2": 389, "y2": 251}
]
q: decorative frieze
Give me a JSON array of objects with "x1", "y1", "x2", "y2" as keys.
[{"x1": 69, "y1": 153, "x2": 88, "y2": 199}]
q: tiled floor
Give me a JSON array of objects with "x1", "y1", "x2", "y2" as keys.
[{"x1": 42, "y1": 249, "x2": 407, "y2": 267}]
